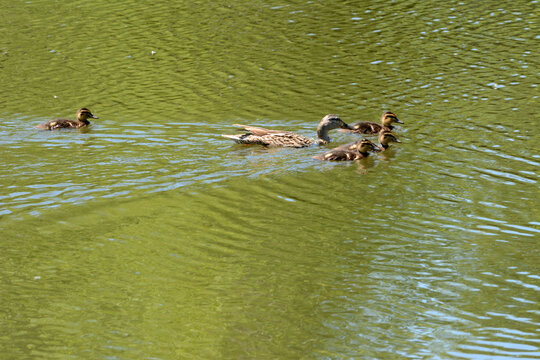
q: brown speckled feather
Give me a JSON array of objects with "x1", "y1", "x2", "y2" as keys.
[
  {"x1": 313, "y1": 139, "x2": 379, "y2": 161},
  {"x1": 222, "y1": 115, "x2": 352, "y2": 148},
  {"x1": 222, "y1": 131, "x2": 313, "y2": 147},
  {"x1": 344, "y1": 112, "x2": 403, "y2": 135},
  {"x1": 313, "y1": 148, "x2": 367, "y2": 161},
  {"x1": 36, "y1": 119, "x2": 85, "y2": 130},
  {"x1": 36, "y1": 108, "x2": 98, "y2": 130},
  {"x1": 232, "y1": 124, "x2": 291, "y2": 136},
  {"x1": 349, "y1": 122, "x2": 390, "y2": 134}
]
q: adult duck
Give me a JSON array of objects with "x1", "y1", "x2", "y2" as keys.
[
  {"x1": 313, "y1": 139, "x2": 380, "y2": 161},
  {"x1": 221, "y1": 114, "x2": 352, "y2": 148},
  {"x1": 36, "y1": 108, "x2": 98, "y2": 130}
]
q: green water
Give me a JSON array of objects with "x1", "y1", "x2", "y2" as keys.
[{"x1": 1, "y1": 1, "x2": 539, "y2": 359}]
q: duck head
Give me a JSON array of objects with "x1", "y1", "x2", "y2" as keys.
[
  {"x1": 77, "y1": 108, "x2": 99, "y2": 122},
  {"x1": 378, "y1": 130, "x2": 401, "y2": 150},
  {"x1": 357, "y1": 139, "x2": 381, "y2": 154},
  {"x1": 317, "y1": 114, "x2": 352, "y2": 144},
  {"x1": 380, "y1": 112, "x2": 403, "y2": 127}
]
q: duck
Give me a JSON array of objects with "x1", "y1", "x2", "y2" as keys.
[
  {"x1": 313, "y1": 139, "x2": 380, "y2": 161},
  {"x1": 378, "y1": 130, "x2": 401, "y2": 151},
  {"x1": 221, "y1": 114, "x2": 353, "y2": 148},
  {"x1": 343, "y1": 111, "x2": 403, "y2": 134},
  {"x1": 36, "y1": 108, "x2": 98, "y2": 130}
]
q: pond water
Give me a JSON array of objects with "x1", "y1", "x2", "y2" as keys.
[{"x1": 1, "y1": 0, "x2": 539, "y2": 359}]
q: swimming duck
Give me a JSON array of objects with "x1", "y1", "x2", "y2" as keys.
[
  {"x1": 313, "y1": 139, "x2": 380, "y2": 161},
  {"x1": 36, "y1": 108, "x2": 98, "y2": 130},
  {"x1": 221, "y1": 114, "x2": 353, "y2": 148},
  {"x1": 344, "y1": 111, "x2": 403, "y2": 134},
  {"x1": 378, "y1": 130, "x2": 401, "y2": 151}
]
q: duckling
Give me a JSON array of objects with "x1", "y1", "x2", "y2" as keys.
[
  {"x1": 221, "y1": 114, "x2": 353, "y2": 148},
  {"x1": 313, "y1": 139, "x2": 380, "y2": 161},
  {"x1": 36, "y1": 108, "x2": 98, "y2": 130},
  {"x1": 378, "y1": 130, "x2": 401, "y2": 151},
  {"x1": 344, "y1": 111, "x2": 403, "y2": 134}
]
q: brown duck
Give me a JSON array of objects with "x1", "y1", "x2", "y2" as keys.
[
  {"x1": 344, "y1": 111, "x2": 403, "y2": 134},
  {"x1": 221, "y1": 114, "x2": 353, "y2": 148},
  {"x1": 378, "y1": 130, "x2": 401, "y2": 151},
  {"x1": 36, "y1": 108, "x2": 98, "y2": 130},
  {"x1": 313, "y1": 139, "x2": 380, "y2": 161}
]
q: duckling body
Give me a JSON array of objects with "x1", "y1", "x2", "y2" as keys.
[
  {"x1": 222, "y1": 114, "x2": 352, "y2": 148},
  {"x1": 36, "y1": 108, "x2": 98, "y2": 130},
  {"x1": 346, "y1": 112, "x2": 403, "y2": 134},
  {"x1": 313, "y1": 139, "x2": 380, "y2": 161},
  {"x1": 378, "y1": 130, "x2": 401, "y2": 151}
]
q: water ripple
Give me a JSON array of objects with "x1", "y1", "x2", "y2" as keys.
[{"x1": 1, "y1": 1, "x2": 539, "y2": 359}]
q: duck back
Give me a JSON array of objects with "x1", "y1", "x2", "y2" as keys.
[
  {"x1": 349, "y1": 121, "x2": 392, "y2": 134},
  {"x1": 36, "y1": 118, "x2": 87, "y2": 130}
]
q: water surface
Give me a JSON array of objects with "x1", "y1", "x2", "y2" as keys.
[{"x1": 1, "y1": 0, "x2": 539, "y2": 359}]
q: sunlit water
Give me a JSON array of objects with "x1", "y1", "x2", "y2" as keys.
[{"x1": 1, "y1": 0, "x2": 538, "y2": 359}]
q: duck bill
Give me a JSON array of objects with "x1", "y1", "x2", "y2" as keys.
[
  {"x1": 338, "y1": 123, "x2": 354, "y2": 132},
  {"x1": 395, "y1": 118, "x2": 404, "y2": 124},
  {"x1": 90, "y1": 114, "x2": 99, "y2": 119}
]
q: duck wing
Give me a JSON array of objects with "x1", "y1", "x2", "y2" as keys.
[
  {"x1": 36, "y1": 118, "x2": 79, "y2": 130},
  {"x1": 348, "y1": 121, "x2": 382, "y2": 134},
  {"x1": 232, "y1": 124, "x2": 291, "y2": 136},
  {"x1": 313, "y1": 148, "x2": 360, "y2": 161},
  {"x1": 223, "y1": 124, "x2": 313, "y2": 147}
]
